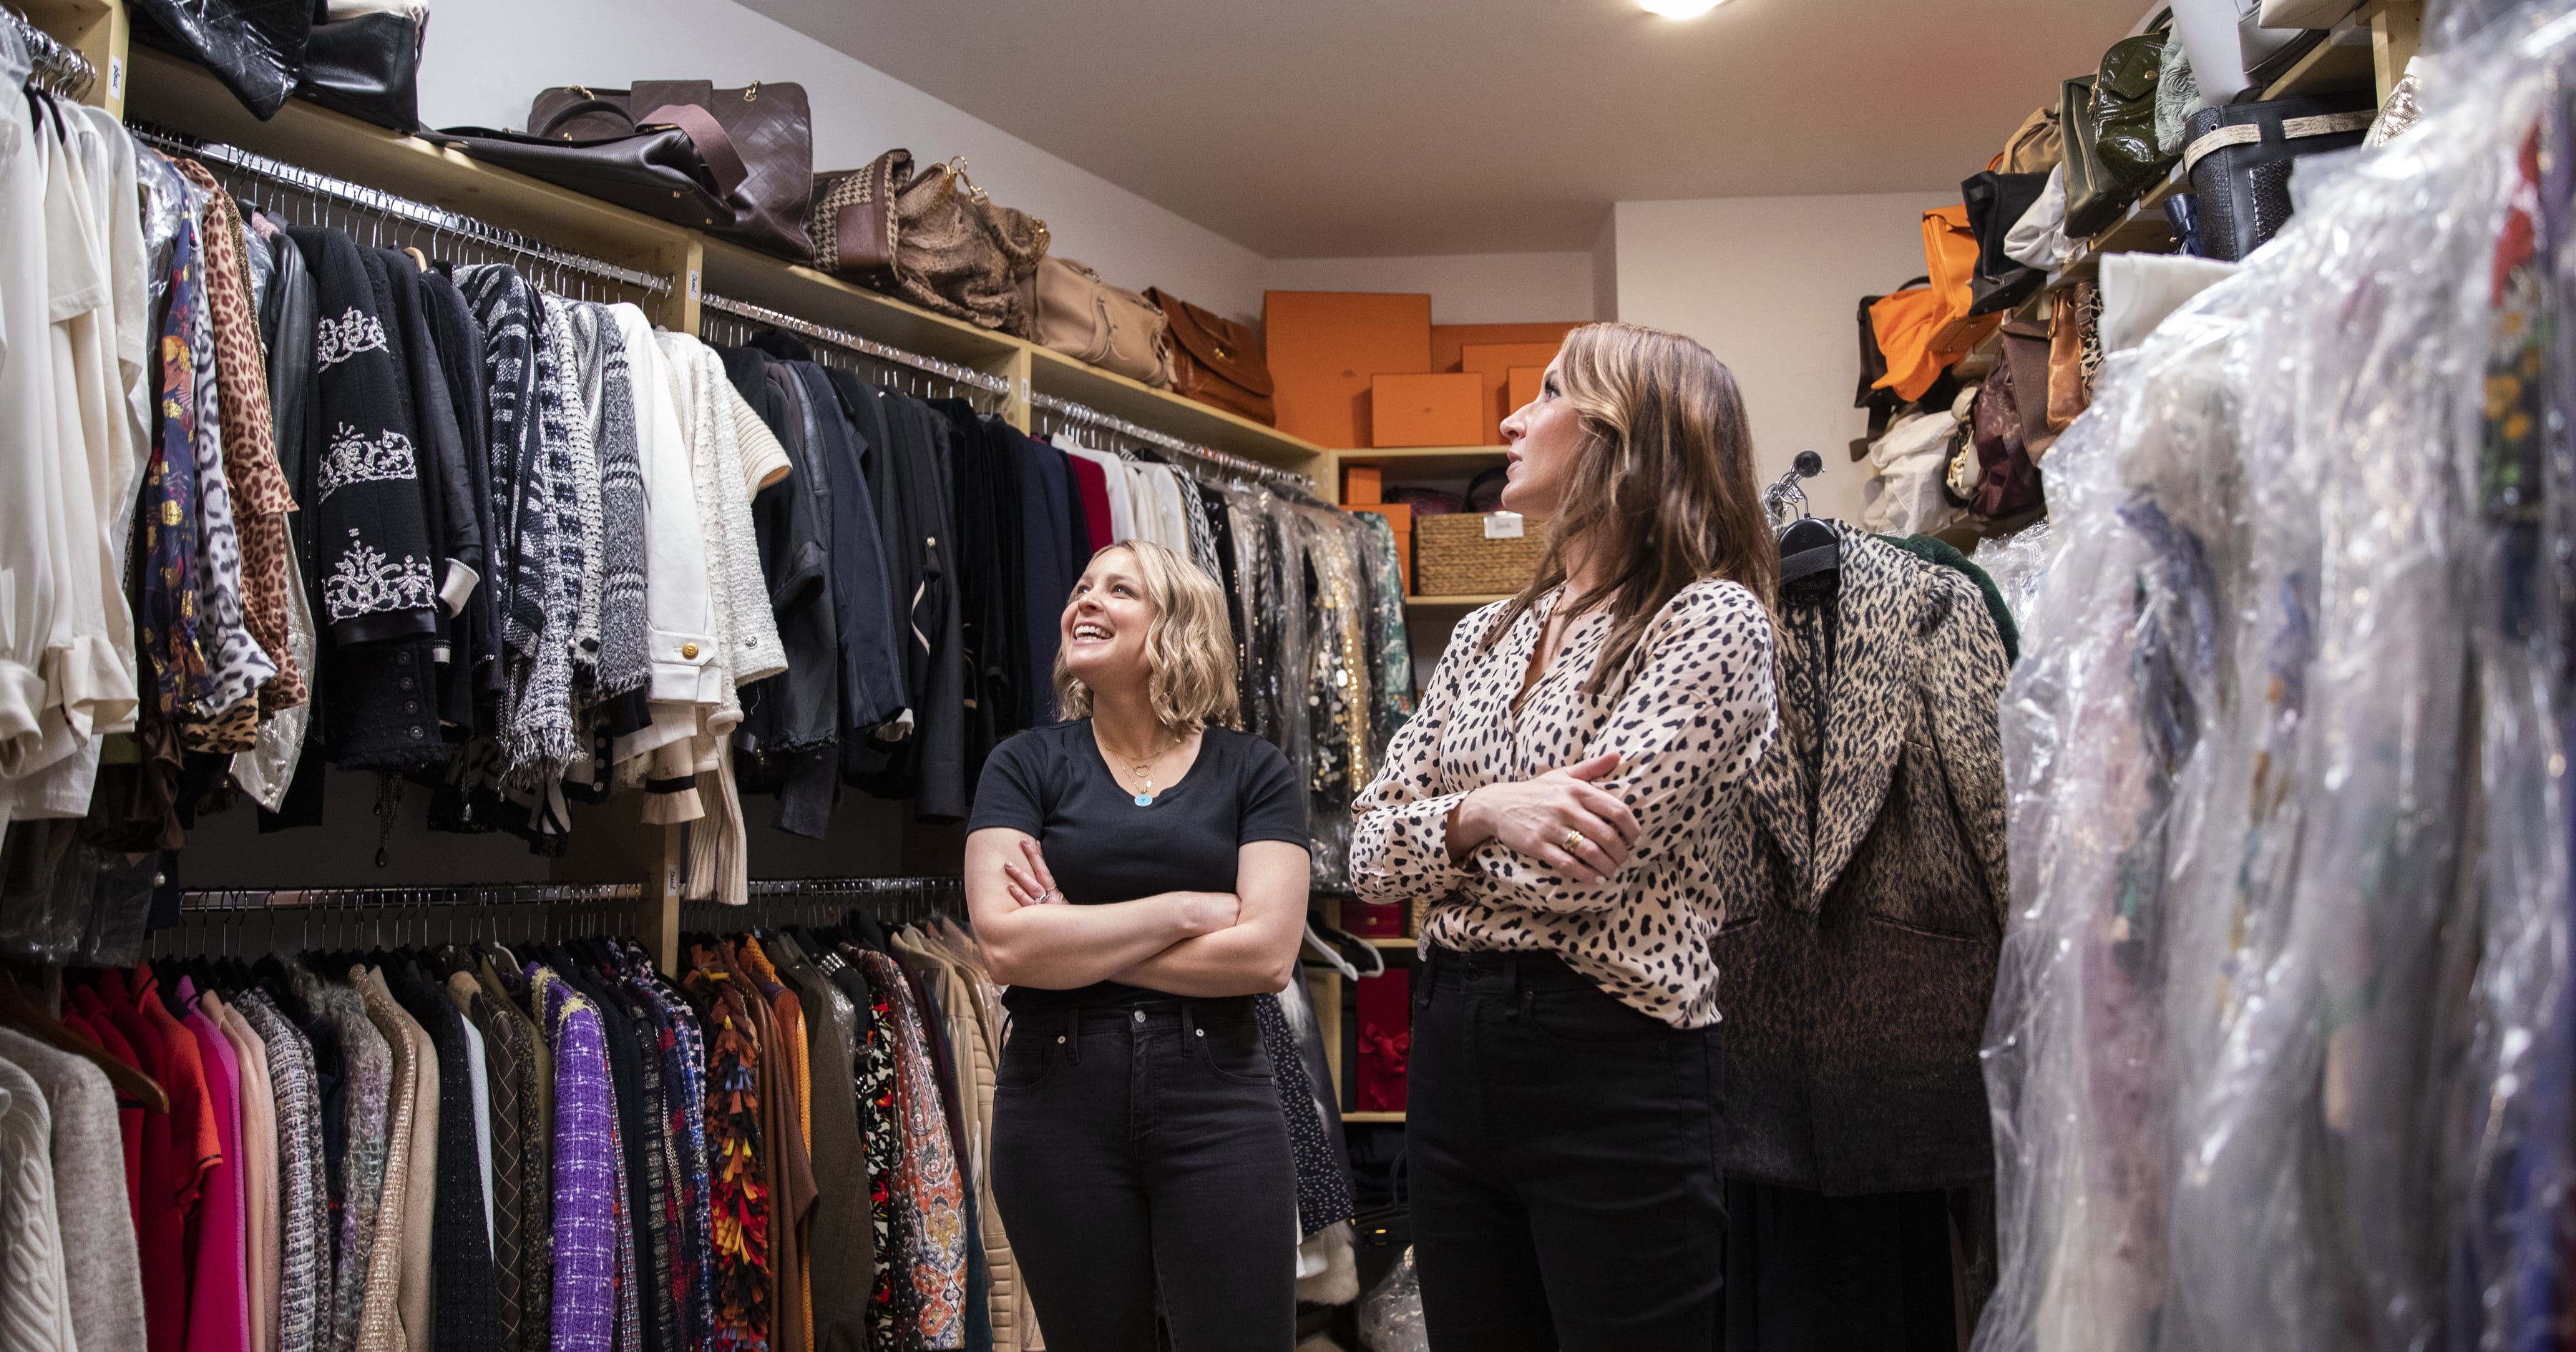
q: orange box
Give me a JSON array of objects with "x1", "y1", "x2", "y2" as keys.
[
  {"x1": 1372, "y1": 373, "x2": 1485, "y2": 448},
  {"x1": 1347, "y1": 501, "x2": 1414, "y2": 593},
  {"x1": 1343, "y1": 465, "x2": 1383, "y2": 505},
  {"x1": 1507, "y1": 366, "x2": 1546, "y2": 420},
  {"x1": 1265, "y1": 291, "x2": 1433, "y2": 449},
  {"x1": 1430, "y1": 322, "x2": 1580, "y2": 376},
  {"x1": 1461, "y1": 342, "x2": 1567, "y2": 443}
]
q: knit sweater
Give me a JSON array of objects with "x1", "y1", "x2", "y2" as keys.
[
  {"x1": 540, "y1": 296, "x2": 605, "y2": 692},
  {"x1": 569, "y1": 303, "x2": 649, "y2": 702},
  {"x1": 0, "y1": 1055, "x2": 75, "y2": 1352}
]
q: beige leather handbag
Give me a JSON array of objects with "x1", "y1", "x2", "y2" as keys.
[{"x1": 1030, "y1": 258, "x2": 1174, "y2": 388}]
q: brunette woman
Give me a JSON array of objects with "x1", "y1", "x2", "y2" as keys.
[
  {"x1": 965, "y1": 539, "x2": 1311, "y2": 1352},
  {"x1": 1351, "y1": 322, "x2": 1783, "y2": 1351}
]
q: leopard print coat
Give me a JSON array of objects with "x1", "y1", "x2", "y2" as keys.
[
  {"x1": 1350, "y1": 577, "x2": 1780, "y2": 1028},
  {"x1": 1717, "y1": 524, "x2": 2010, "y2": 1195}
]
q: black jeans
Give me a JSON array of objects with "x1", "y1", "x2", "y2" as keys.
[
  {"x1": 1409, "y1": 946, "x2": 1729, "y2": 1351},
  {"x1": 990, "y1": 996, "x2": 1298, "y2": 1351}
]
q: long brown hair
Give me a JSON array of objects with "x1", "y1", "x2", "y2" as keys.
[{"x1": 1480, "y1": 322, "x2": 1778, "y2": 692}]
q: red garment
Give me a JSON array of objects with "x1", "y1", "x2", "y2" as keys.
[
  {"x1": 101, "y1": 965, "x2": 221, "y2": 1352},
  {"x1": 1063, "y1": 452, "x2": 1116, "y2": 555},
  {"x1": 63, "y1": 1004, "x2": 147, "y2": 1228}
]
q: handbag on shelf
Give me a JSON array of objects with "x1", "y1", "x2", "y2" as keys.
[
  {"x1": 2059, "y1": 76, "x2": 2107, "y2": 240},
  {"x1": 1997, "y1": 105, "x2": 2064, "y2": 175},
  {"x1": 1962, "y1": 171, "x2": 2052, "y2": 315},
  {"x1": 297, "y1": 8, "x2": 424, "y2": 132},
  {"x1": 1030, "y1": 257, "x2": 1173, "y2": 386},
  {"x1": 2071, "y1": 22, "x2": 2179, "y2": 238},
  {"x1": 809, "y1": 150, "x2": 1050, "y2": 334},
  {"x1": 521, "y1": 79, "x2": 814, "y2": 260},
  {"x1": 130, "y1": 0, "x2": 311, "y2": 119},
  {"x1": 428, "y1": 120, "x2": 742, "y2": 243},
  {"x1": 1146, "y1": 287, "x2": 1277, "y2": 425},
  {"x1": 2182, "y1": 90, "x2": 2376, "y2": 261}
]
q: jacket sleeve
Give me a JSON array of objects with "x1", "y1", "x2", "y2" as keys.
[
  {"x1": 1920, "y1": 567, "x2": 2012, "y2": 928},
  {"x1": 1347, "y1": 606, "x2": 1496, "y2": 913},
  {"x1": 1453, "y1": 581, "x2": 1780, "y2": 915}
]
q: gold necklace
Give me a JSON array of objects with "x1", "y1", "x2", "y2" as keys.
[{"x1": 1109, "y1": 731, "x2": 1179, "y2": 806}]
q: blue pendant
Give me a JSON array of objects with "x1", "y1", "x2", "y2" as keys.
[{"x1": 1133, "y1": 792, "x2": 1154, "y2": 807}]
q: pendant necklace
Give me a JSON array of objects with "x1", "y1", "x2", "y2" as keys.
[{"x1": 1123, "y1": 735, "x2": 1176, "y2": 807}]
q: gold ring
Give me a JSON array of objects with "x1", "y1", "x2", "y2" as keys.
[{"x1": 1562, "y1": 830, "x2": 1586, "y2": 855}]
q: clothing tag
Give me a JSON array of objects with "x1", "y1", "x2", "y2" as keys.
[{"x1": 1483, "y1": 511, "x2": 1526, "y2": 540}]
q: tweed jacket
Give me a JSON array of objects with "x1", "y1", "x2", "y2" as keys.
[{"x1": 1715, "y1": 524, "x2": 2010, "y2": 1196}]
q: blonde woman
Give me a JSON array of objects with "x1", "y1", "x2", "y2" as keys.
[
  {"x1": 966, "y1": 539, "x2": 1312, "y2": 1352},
  {"x1": 1352, "y1": 323, "x2": 1782, "y2": 1351}
]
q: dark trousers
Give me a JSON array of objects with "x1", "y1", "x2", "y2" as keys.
[
  {"x1": 991, "y1": 997, "x2": 1298, "y2": 1352},
  {"x1": 1409, "y1": 946, "x2": 1729, "y2": 1352}
]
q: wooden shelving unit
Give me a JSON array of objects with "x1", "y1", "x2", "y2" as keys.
[
  {"x1": 1342, "y1": 1111, "x2": 1406, "y2": 1124},
  {"x1": 1332, "y1": 444, "x2": 1509, "y2": 483}
]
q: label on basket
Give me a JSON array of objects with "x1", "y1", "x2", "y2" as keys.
[{"x1": 1483, "y1": 511, "x2": 1525, "y2": 540}]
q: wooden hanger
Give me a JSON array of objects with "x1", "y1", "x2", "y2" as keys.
[
  {"x1": 0, "y1": 967, "x2": 171, "y2": 1114},
  {"x1": 401, "y1": 246, "x2": 430, "y2": 273}
]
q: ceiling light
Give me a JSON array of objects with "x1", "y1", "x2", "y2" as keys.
[{"x1": 1639, "y1": 0, "x2": 1727, "y2": 16}]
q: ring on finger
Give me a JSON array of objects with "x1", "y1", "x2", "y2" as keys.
[{"x1": 1561, "y1": 829, "x2": 1586, "y2": 855}]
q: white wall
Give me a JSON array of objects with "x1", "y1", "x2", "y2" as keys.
[
  {"x1": 1259, "y1": 253, "x2": 1599, "y2": 325},
  {"x1": 1612, "y1": 192, "x2": 1956, "y2": 524},
  {"x1": 416, "y1": 0, "x2": 1269, "y2": 320}
]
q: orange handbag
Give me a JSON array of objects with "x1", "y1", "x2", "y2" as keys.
[{"x1": 1869, "y1": 207, "x2": 2005, "y2": 403}]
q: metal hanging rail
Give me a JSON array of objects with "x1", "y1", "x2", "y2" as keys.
[
  {"x1": 1028, "y1": 390, "x2": 1313, "y2": 491},
  {"x1": 125, "y1": 123, "x2": 675, "y2": 296},
  {"x1": 4, "y1": 8, "x2": 95, "y2": 102},
  {"x1": 181, "y1": 883, "x2": 645, "y2": 910},
  {"x1": 698, "y1": 293, "x2": 1012, "y2": 394}
]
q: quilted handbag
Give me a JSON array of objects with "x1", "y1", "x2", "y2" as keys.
[
  {"x1": 809, "y1": 150, "x2": 1051, "y2": 334},
  {"x1": 1147, "y1": 288, "x2": 1277, "y2": 425}
]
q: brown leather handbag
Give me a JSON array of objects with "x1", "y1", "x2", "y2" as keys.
[
  {"x1": 1146, "y1": 288, "x2": 1276, "y2": 425},
  {"x1": 809, "y1": 150, "x2": 1050, "y2": 335},
  {"x1": 524, "y1": 81, "x2": 814, "y2": 260},
  {"x1": 1032, "y1": 258, "x2": 1173, "y2": 387}
]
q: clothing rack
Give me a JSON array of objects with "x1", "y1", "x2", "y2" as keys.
[
  {"x1": 1029, "y1": 389, "x2": 1314, "y2": 491},
  {"x1": 5, "y1": 9, "x2": 94, "y2": 102},
  {"x1": 697, "y1": 292, "x2": 1013, "y2": 395},
  {"x1": 152, "y1": 883, "x2": 649, "y2": 959},
  {"x1": 125, "y1": 122, "x2": 675, "y2": 298},
  {"x1": 682, "y1": 876, "x2": 965, "y2": 934}
]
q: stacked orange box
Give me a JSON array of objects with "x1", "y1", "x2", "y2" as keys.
[
  {"x1": 1370, "y1": 373, "x2": 1485, "y2": 447},
  {"x1": 1264, "y1": 292, "x2": 1431, "y2": 449},
  {"x1": 1507, "y1": 366, "x2": 1546, "y2": 420}
]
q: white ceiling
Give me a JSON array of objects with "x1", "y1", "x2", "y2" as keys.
[{"x1": 735, "y1": 0, "x2": 2142, "y2": 258}]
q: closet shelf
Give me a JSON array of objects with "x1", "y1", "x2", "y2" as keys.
[
  {"x1": 125, "y1": 46, "x2": 697, "y2": 318},
  {"x1": 1364, "y1": 936, "x2": 1419, "y2": 951},
  {"x1": 1334, "y1": 445, "x2": 1511, "y2": 483},
  {"x1": 2262, "y1": 21, "x2": 2378, "y2": 101},
  {"x1": 697, "y1": 235, "x2": 1025, "y2": 371},
  {"x1": 1027, "y1": 346, "x2": 1327, "y2": 475},
  {"x1": 1406, "y1": 593, "x2": 1513, "y2": 609},
  {"x1": 1342, "y1": 1111, "x2": 1407, "y2": 1124}
]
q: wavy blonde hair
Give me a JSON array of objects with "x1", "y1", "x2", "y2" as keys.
[{"x1": 1053, "y1": 540, "x2": 1241, "y2": 733}]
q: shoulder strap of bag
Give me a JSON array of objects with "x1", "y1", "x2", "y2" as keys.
[{"x1": 635, "y1": 102, "x2": 750, "y2": 201}]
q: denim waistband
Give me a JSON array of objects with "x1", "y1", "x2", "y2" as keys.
[{"x1": 1421, "y1": 944, "x2": 1594, "y2": 992}]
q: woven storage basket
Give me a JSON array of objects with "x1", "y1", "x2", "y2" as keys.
[{"x1": 1415, "y1": 513, "x2": 1549, "y2": 596}]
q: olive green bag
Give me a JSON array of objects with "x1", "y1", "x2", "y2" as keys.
[{"x1": 2067, "y1": 18, "x2": 2178, "y2": 238}]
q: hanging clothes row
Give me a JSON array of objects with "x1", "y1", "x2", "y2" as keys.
[
  {"x1": 0, "y1": 883, "x2": 1043, "y2": 1352},
  {"x1": 1974, "y1": 6, "x2": 2576, "y2": 1351}
]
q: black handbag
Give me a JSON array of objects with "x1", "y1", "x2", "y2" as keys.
[
  {"x1": 426, "y1": 122, "x2": 740, "y2": 232},
  {"x1": 1961, "y1": 171, "x2": 2051, "y2": 316},
  {"x1": 296, "y1": 11, "x2": 421, "y2": 132},
  {"x1": 1352, "y1": 1152, "x2": 1413, "y2": 1302},
  {"x1": 2182, "y1": 91, "x2": 2376, "y2": 261},
  {"x1": 130, "y1": 0, "x2": 311, "y2": 119}
]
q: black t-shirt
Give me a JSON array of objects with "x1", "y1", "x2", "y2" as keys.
[{"x1": 969, "y1": 720, "x2": 1309, "y2": 1013}]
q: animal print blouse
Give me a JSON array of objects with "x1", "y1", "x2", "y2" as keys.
[{"x1": 1350, "y1": 579, "x2": 1778, "y2": 1028}]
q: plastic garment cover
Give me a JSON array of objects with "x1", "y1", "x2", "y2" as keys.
[
  {"x1": 1968, "y1": 518, "x2": 2055, "y2": 630},
  {"x1": 1359, "y1": 1248, "x2": 1429, "y2": 1352},
  {"x1": 0, "y1": 830, "x2": 158, "y2": 968},
  {"x1": 1975, "y1": 10, "x2": 2576, "y2": 1348},
  {"x1": 1299, "y1": 503, "x2": 1374, "y2": 889}
]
